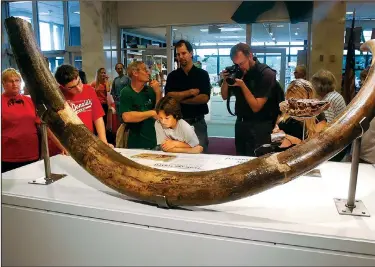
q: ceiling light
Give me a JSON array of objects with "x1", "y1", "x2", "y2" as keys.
[
  {"x1": 270, "y1": 32, "x2": 273, "y2": 36},
  {"x1": 173, "y1": 28, "x2": 178, "y2": 31},
  {"x1": 220, "y1": 27, "x2": 243, "y2": 32},
  {"x1": 276, "y1": 25, "x2": 284, "y2": 28},
  {"x1": 272, "y1": 37, "x2": 276, "y2": 40},
  {"x1": 296, "y1": 28, "x2": 300, "y2": 30},
  {"x1": 200, "y1": 27, "x2": 243, "y2": 32},
  {"x1": 73, "y1": 11, "x2": 80, "y2": 15},
  {"x1": 346, "y1": 11, "x2": 353, "y2": 15},
  {"x1": 219, "y1": 36, "x2": 242, "y2": 39},
  {"x1": 295, "y1": 32, "x2": 298, "y2": 36}
]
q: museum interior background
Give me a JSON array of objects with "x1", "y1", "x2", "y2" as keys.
[{"x1": 1, "y1": 1, "x2": 375, "y2": 146}]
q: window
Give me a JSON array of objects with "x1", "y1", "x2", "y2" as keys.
[
  {"x1": 38, "y1": 1, "x2": 64, "y2": 51},
  {"x1": 9, "y1": 1, "x2": 33, "y2": 25},
  {"x1": 68, "y1": 1, "x2": 81, "y2": 46}
]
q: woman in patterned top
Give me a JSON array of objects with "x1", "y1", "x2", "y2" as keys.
[
  {"x1": 273, "y1": 79, "x2": 327, "y2": 151},
  {"x1": 311, "y1": 69, "x2": 347, "y2": 124}
]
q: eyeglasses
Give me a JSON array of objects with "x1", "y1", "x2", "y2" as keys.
[
  {"x1": 65, "y1": 77, "x2": 82, "y2": 90},
  {"x1": 7, "y1": 98, "x2": 24, "y2": 107},
  {"x1": 237, "y1": 59, "x2": 248, "y2": 67}
]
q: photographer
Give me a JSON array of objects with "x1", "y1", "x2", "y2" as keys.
[{"x1": 221, "y1": 43, "x2": 282, "y2": 156}]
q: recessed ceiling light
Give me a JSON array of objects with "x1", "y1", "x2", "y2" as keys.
[
  {"x1": 173, "y1": 28, "x2": 178, "y2": 31},
  {"x1": 276, "y1": 25, "x2": 284, "y2": 28},
  {"x1": 219, "y1": 36, "x2": 242, "y2": 39},
  {"x1": 346, "y1": 11, "x2": 353, "y2": 15},
  {"x1": 295, "y1": 32, "x2": 298, "y2": 36},
  {"x1": 200, "y1": 27, "x2": 243, "y2": 32}
]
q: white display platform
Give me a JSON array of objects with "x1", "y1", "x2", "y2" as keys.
[{"x1": 2, "y1": 148, "x2": 375, "y2": 266}]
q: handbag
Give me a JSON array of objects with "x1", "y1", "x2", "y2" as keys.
[{"x1": 115, "y1": 123, "x2": 129, "y2": 148}]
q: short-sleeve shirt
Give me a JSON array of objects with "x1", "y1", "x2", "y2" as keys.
[
  {"x1": 154, "y1": 119, "x2": 199, "y2": 147},
  {"x1": 49, "y1": 84, "x2": 105, "y2": 156},
  {"x1": 1, "y1": 94, "x2": 40, "y2": 162},
  {"x1": 63, "y1": 84, "x2": 105, "y2": 132},
  {"x1": 164, "y1": 65, "x2": 211, "y2": 119},
  {"x1": 91, "y1": 82, "x2": 108, "y2": 104},
  {"x1": 233, "y1": 62, "x2": 277, "y2": 121},
  {"x1": 119, "y1": 85, "x2": 157, "y2": 149},
  {"x1": 322, "y1": 91, "x2": 346, "y2": 123},
  {"x1": 111, "y1": 75, "x2": 131, "y2": 103},
  {"x1": 278, "y1": 113, "x2": 326, "y2": 140}
]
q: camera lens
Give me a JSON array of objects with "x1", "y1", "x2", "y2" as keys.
[{"x1": 226, "y1": 77, "x2": 236, "y2": 85}]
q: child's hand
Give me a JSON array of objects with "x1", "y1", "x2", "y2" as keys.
[{"x1": 161, "y1": 139, "x2": 177, "y2": 151}]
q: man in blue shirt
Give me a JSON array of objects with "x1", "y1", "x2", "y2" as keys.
[{"x1": 111, "y1": 63, "x2": 131, "y2": 121}]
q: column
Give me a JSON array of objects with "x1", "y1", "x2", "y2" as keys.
[
  {"x1": 80, "y1": 1, "x2": 119, "y2": 82},
  {"x1": 80, "y1": 1, "x2": 105, "y2": 82},
  {"x1": 102, "y1": 1, "x2": 119, "y2": 79},
  {"x1": 310, "y1": 1, "x2": 346, "y2": 90}
]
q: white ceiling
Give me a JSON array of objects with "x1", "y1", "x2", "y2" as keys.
[
  {"x1": 123, "y1": 22, "x2": 309, "y2": 44},
  {"x1": 6, "y1": 1, "x2": 375, "y2": 43}
]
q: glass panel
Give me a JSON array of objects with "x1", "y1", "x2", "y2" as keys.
[
  {"x1": 252, "y1": 22, "x2": 308, "y2": 43},
  {"x1": 68, "y1": 1, "x2": 81, "y2": 46},
  {"x1": 219, "y1": 56, "x2": 233, "y2": 73},
  {"x1": 9, "y1": 1, "x2": 33, "y2": 25},
  {"x1": 286, "y1": 56, "x2": 298, "y2": 87},
  {"x1": 38, "y1": 1, "x2": 64, "y2": 51},
  {"x1": 74, "y1": 56, "x2": 82, "y2": 70},
  {"x1": 46, "y1": 56, "x2": 64, "y2": 73},
  {"x1": 265, "y1": 55, "x2": 281, "y2": 81}
]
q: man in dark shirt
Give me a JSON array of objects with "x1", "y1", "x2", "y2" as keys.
[
  {"x1": 221, "y1": 43, "x2": 280, "y2": 156},
  {"x1": 165, "y1": 40, "x2": 211, "y2": 153}
]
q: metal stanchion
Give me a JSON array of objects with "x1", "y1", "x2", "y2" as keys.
[
  {"x1": 334, "y1": 118, "x2": 370, "y2": 217},
  {"x1": 29, "y1": 122, "x2": 66, "y2": 185}
]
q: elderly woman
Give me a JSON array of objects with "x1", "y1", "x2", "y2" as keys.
[
  {"x1": 273, "y1": 79, "x2": 327, "y2": 151},
  {"x1": 1, "y1": 68, "x2": 41, "y2": 172},
  {"x1": 311, "y1": 69, "x2": 346, "y2": 124}
]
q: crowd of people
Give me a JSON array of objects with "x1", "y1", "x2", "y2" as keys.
[{"x1": 2, "y1": 40, "x2": 374, "y2": 173}]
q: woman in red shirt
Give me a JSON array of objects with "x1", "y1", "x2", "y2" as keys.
[
  {"x1": 1, "y1": 68, "x2": 40, "y2": 173},
  {"x1": 91, "y1": 68, "x2": 111, "y2": 126}
]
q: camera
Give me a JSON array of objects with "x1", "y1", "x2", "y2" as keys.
[{"x1": 225, "y1": 65, "x2": 242, "y2": 85}]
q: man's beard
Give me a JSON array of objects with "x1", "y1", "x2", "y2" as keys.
[{"x1": 180, "y1": 60, "x2": 188, "y2": 67}]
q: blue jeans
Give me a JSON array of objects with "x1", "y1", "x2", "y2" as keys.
[{"x1": 187, "y1": 118, "x2": 209, "y2": 153}]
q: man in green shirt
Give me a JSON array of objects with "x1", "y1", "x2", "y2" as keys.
[{"x1": 119, "y1": 61, "x2": 161, "y2": 149}]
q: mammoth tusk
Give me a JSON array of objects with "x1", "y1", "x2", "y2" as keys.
[{"x1": 5, "y1": 17, "x2": 375, "y2": 207}]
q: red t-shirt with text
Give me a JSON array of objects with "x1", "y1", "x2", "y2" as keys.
[
  {"x1": 1, "y1": 94, "x2": 40, "y2": 162},
  {"x1": 49, "y1": 84, "x2": 104, "y2": 156}
]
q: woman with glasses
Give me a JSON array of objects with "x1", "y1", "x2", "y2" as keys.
[{"x1": 1, "y1": 68, "x2": 41, "y2": 172}]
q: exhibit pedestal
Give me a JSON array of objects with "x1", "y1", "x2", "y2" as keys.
[{"x1": 2, "y1": 149, "x2": 375, "y2": 266}]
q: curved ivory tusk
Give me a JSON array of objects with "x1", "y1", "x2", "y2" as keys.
[{"x1": 5, "y1": 17, "x2": 375, "y2": 207}]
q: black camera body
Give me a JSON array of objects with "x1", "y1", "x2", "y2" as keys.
[{"x1": 225, "y1": 65, "x2": 242, "y2": 85}]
